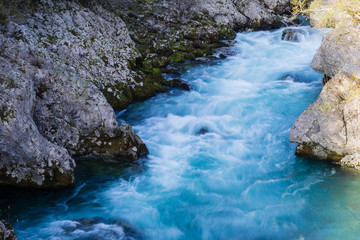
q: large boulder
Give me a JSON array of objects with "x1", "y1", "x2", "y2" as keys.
[
  {"x1": 237, "y1": 0, "x2": 290, "y2": 29},
  {"x1": 0, "y1": 220, "x2": 18, "y2": 240},
  {"x1": 0, "y1": 67, "x2": 75, "y2": 188},
  {"x1": 261, "y1": 0, "x2": 291, "y2": 14},
  {"x1": 311, "y1": 27, "x2": 360, "y2": 78},
  {"x1": 0, "y1": 0, "x2": 148, "y2": 188},
  {"x1": 290, "y1": 72, "x2": 360, "y2": 161},
  {"x1": 194, "y1": 0, "x2": 247, "y2": 28}
]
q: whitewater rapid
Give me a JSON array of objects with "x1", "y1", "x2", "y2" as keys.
[{"x1": 10, "y1": 26, "x2": 360, "y2": 240}]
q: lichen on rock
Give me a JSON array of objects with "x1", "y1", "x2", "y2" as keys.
[{"x1": 290, "y1": 72, "x2": 360, "y2": 161}]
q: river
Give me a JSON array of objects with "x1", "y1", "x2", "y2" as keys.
[{"x1": 3, "y1": 26, "x2": 360, "y2": 240}]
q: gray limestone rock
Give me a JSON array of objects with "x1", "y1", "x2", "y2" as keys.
[
  {"x1": 311, "y1": 28, "x2": 360, "y2": 78},
  {"x1": 262, "y1": 0, "x2": 291, "y2": 14},
  {"x1": 339, "y1": 153, "x2": 360, "y2": 170},
  {"x1": 236, "y1": 0, "x2": 289, "y2": 29},
  {"x1": 0, "y1": 220, "x2": 18, "y2": 240},
  {"x1": 290, "y1": 72, "x2": 360, "y2": 161},
  {"x1": 194, "y1": 0, "x2": 247, "y2": 28},
  {"x1": 0, "y1": 67, "x2": 75, "y2": 188},
  {"x1": 0, "y1": 0, "x2": 148, "y2": 188}
]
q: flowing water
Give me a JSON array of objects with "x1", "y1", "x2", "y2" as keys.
[{"x1": 3, "y1": 26, "x2": 360, "y2": 240}]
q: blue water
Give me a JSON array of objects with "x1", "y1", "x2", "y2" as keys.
[{"x1": 4, "y1": 26, "x2": 360, "y2": 239}]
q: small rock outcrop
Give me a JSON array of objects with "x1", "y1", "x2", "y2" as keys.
[
  {"x1": 340, "y1": 153, "x2": 360, "y2": 170},
  {"x1": 0, "y1": 220, "x2": 18, "y2": 240},
  {"x1": 236, "y1": 0, "x2": 288, "y2": 30},
  {"x1": 61, "y1": 217, "x2": 144, "y2": 240},
  {"x1": 290, "y1": 72, "x2": 360, "y2": 161},
  {"x1": 281, "y1": 28, "x2": 306, "y2": 42},
  {"x1": 262, "y1": 0, "x2": 291, "y2": 14},
  {"x1": 311, "y1": 27, "x2": 360, "y2": 78}
]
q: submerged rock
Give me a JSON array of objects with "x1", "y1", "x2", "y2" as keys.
[
  {"x1": 165, "y1": 79, "x2": 191, "y2": 91},
  {"x1": 290, "y1": 72, "x2": 360, "y2": 161},
  {"x1": 61, "y1": 217, "x2": 144, "y2": 240},
  {"x1": 0, "y1": 220, "x2": 18, "y2": 240},
  {"x1": 339, "y1": 153, "x2": 360, "y2": 170},
  {"x1": 219, "y1": 53, "x2": 227, "y2": 59},
  {"x1": 281, "y1": 28, "x2": 306, "y2": 42},
  {"x1": 197, "y1": 127, "x2": 209, "y2": 135}
]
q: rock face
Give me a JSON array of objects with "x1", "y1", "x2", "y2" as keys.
[
  {"x1": 0, "y1": 0, "x2": 148, "y2": 188},
  {"x1": 311, "y1": 27, "x2": 360, "y2": 78},
  {"x1": 0, "y1": 220, "x2": 18, "y2": 240},
  {"x1": 281, "y1": 28, "x2": 306, "y2": 42},
  {"x1": 340, "y1": 153, "x2": 360, "y2": 170},
  {"x1": 0, "y1": 68, "x2": 75, "y2": 188},
  {"x1": 290, "y1": 72, "x2": 360, "y2": 161},
  {"x1": 237, "y1": 0, "x2": 289, "y2": 30},
  {"x1": 115, "y1": 0, "x2": 292, "y2": 82},
  {"x1": 290, "y1": 0, "x2": 360, "y2": 168}
]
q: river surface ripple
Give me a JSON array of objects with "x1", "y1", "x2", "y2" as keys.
[{"x1": 8, "y1": 26, "x2": 360, "y2": 240}]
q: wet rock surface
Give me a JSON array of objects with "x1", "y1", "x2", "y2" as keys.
[
  {"x1": 58, "y1": 217, "x2": 144, "y2": 240},
  {"x1": 164, "y1": 79, "x2": 191, "y2": 91},
  {"x1": 281, "y1": 28, "x2": 306, "y2": 42},
  {"x1": 339, "y1": 153, "x2": 360, "y2": 170}
]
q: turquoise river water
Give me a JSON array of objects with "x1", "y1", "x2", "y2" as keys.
[{"x1": 2, "y1": 26, "x2": 360, "y2": 240}]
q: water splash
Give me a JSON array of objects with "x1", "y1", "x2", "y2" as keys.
[{"x1": 10, "y1": 26, "x2": 360, "y2": 239}]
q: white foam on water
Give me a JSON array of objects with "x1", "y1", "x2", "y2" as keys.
[{"x1": 16, "y1": 26, "x2": 360, "y2": 240}]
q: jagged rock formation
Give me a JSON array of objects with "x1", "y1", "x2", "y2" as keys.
[
  {"x1": 290, "y1": 0, "x2": 360, "y2": 168},
  {"x1": 0, "y1": 220, "x2": 18, "y2": 240},
  {"x1": 0, "y1": 0, "x2": 148, "y2": 188},
  {"x1": 290, "y1": 72, "x2": 360, "y2": 161},
  {"x1": 281, "y1": 28, "x2": 306, "y2": 42}
]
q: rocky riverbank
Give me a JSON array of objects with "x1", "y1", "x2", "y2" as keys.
[
  {"x1": 0, "y1": 220, "x2": 17, "y2": 240},
  {"x1": 0, "y1": 0, "x2": 294, "y2": 190},
  {"x1": 289, "y1": 0, "x2": 360, "y2": 169}
]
